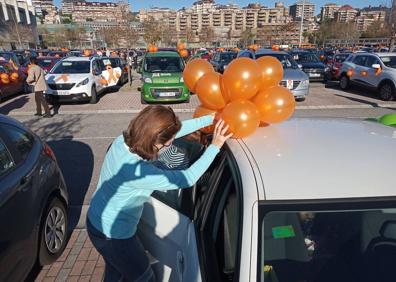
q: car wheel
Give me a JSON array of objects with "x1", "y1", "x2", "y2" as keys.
[
  {"x1": 39, "y1": 197, "x2": 68, "y2": 265},
  {"x1": 90, "y1": 85, "x2": 97, "y2": 104},
  {"x1": 379, "y1": 82, "x2": 394, "y2": 101},
  {"x1": 339, "y1": 75, "x2": 350, "y2": 90}
]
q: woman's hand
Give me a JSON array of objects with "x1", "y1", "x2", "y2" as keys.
[{"x1": 212, "y1": 119, "x2": 233, "y2": 149}]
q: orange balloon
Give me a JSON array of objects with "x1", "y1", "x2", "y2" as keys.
[
  {"x1": 1, "y1": 77, "x2": 10, "y2": 84},
  {"x1": 253, "y1": 86, "x2": 296, "y2": 124},
  {"x1": 193, "y1": 105, "x2": 216, "y2": 134},
  {"x1": 256, "y1": 56, "x2": 283, "y2": 89},
  {"x1": 222, "y1": 100, "x2": 260, "y2": 139},
  {"x1": 0, "y1": 73, "x2": 9, "y2": 80},
  {"x1": 10, "y1": 72, "x2": 19, "y2": 81},
  {"x1": 183, "y1": 59, "x2": 214, "y2": 92},
  {"x1": 195, "y1": 72, "x2": 226, "y2": 110},
  {"x1": 179, "y1": 49, "x2": 189, "y2": 57},
  {"x1": 222, "y1": 57, "x2": 261, "y2": 101},
  {"x1": 177, "y1": 43, "x2": 186, "y2": 51}
]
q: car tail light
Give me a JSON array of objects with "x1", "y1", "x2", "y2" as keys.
[{"x1": 43, "y1": 143, "x2": 56, "y2": 161}]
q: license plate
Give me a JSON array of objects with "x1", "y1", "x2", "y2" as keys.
[
  {"x1": 56, "y1": 90, "x2": 70, "y2": 95},
  {"x1": 309, "y1": 73, "x2": 320, "y2": 77},
  {"x1": 159, "y1": 92, "x2": 176, "y2": 97}
]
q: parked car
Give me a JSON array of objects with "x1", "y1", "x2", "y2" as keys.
[
  {"x1": 329, "y1": 52, "x2": 352, "y2": 80},
  {"x1": 291, "y1": 51, "x2": 330, "y2": 82},
  {"x1": 45, "y1": 56, "x2": 109, "y2": 104},
  {"x1": 0, "y1": 61, "x2": 28, "y2": 102},
  {"x1": 0, "y1": 114, "x2": 69, "y2": 281},
  {"x1": 210, "y1": 51, "x2": 237, "y2": 73},
  {"x1": 238, "y1": 49, "x2": 309, "y2": 101},
  {"x1": 35, "y1": 57, "x2": 61, "y2": 73},
  {"x1": 339, "y1": 52, "x2": 396, "y2": 100},
  {"x1": 138, "y1": 51, "x2": 190, "y2": 104},
  {"x1": 138, "y1": 117, "x2": 396, "y2": 282}
]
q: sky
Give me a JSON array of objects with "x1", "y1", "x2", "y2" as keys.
[{"x1": 53, "y1": 0, "x2": 389, "y2": 12}]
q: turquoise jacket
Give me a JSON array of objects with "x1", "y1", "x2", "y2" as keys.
[{"x1": 87, "y1": 115, "x2": 217, "y2": 239}]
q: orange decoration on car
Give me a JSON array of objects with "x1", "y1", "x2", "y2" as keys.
[
  {"x1": 346, "y1": 69, "x2": 354, "y2": 77},
  {"x1": 10, "y1": 72, "x2": 19, "y2": 81},
  {"x1": 55, "y1": 74, "x2": 70, "y2": 82},
  {"x1": 100, "y1": 76, "x2": 108, "y2": 85},
  {"x1": 360, "y1": 70, "x2": 368, "y2": 77}
]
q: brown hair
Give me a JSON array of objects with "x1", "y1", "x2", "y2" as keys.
[{"x1": 123, "y1": 105, "x2": 181, "y2": 160}]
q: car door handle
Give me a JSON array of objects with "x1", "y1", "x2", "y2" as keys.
[{"x1": 19, "y1": 171, "x2": 34, "y2": 191}]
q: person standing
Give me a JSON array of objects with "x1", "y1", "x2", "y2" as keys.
[{"x1": 27, "y1": 56, "x2": 51, "y2": 118}]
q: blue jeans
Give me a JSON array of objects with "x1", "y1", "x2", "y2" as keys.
[{"x1": 86, "y1": 219, "x2": 156, "y2": 282}]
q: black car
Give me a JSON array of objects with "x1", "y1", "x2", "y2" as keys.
[
  {"x1": 291, "y1": 51, "x2": 330, "y2": 82},
  {"x1": 210, "y1": 51, "x2": 237, "y2": 73},
  {"x1": 0, "y1": 115, "x2": 69, "y2": 281}
]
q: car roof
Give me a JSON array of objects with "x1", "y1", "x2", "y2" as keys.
[
  {"x1": 255, "y1": 49, "x2": 288, "y2": 55},
  {"x1": 145, "y1": 51, "x2": 180, "y2": 57},
  {"x1": 239, "y1": 118, "x2": 396, "y2": 201},
  {"x1": 375, "y1": 52, "x2": 396, "y2": 57},
  {"x1": 62, "y1": 56, "x2": 92, "y2": 62}
]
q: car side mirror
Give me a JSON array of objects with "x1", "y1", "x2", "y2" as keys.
[{"x1": 372, "y1": 64, "x2": 381, "y2": 69}]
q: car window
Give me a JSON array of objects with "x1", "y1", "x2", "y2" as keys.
[
  {"x1": 365, "y1": 56, "x2": 381, "y2": 68},
  {"x1": 380, "y1": 56, "x2": 396, "y2": 69},
  {"x1": 143, "y1": 56, "x2": 184, "y2": 73},
  {"x1": 92, "y1": 60, "x2": 101, "y2": 73},
  {"x1": 152, "y1": 139, "x2": 205, "y2": 212},
  {"x1": 260, "y1": 206, "x2": 396, "y2": 282},
  {"x1": 353, "y1": 56, "x2": 368, "y2": 66},
  {"x1": 0, "y1": 138, "x2": 14, "y2": 177},
  {"x1": 51, "y1": 61, "x2": 91, "y2": 74},
  {"x1": 1, "y1": 124, "x2": 34, "y2": 163},
  {"x1": 256, "y1": 54, "x2": 299, "y2": 69},
  {"x1": 292, "y1": 53, "x2": 320, "y2": 63},
  {"x1": 239, "y1": 52, "x2": 253, "y2": 59}
]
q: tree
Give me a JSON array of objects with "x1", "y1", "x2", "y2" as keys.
[
  {"x1": 101, "y1": 27, "x2": 124, "y2": 48},
  {"x1": 122, "y1": 26, "x2": 140, "y2": 48},
  {"x1": 143, "y1": 16, "x2": 162, "y2": 44},
  {"x1": 362, "y1": 21, "x2": 391, "y2": 38},
  {"x1": 199, "y1": 26, "x2": 215, "y2": 47},
  {"x1": 239, "y1": 28, "x2": 255, "y2": 47}
]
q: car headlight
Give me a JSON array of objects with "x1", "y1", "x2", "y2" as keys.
[
  {"x1": 76, "y1": 78, "x2": 89, "y2": 87},
  {"x1": 180, "y1": 77, "x2": 184, "y2": 83},
  {"x1": 301, "y1": 79, "x2": 309, "y2": 87},
  {"x1": 144, "y1": 77, "x2": 152, "y2": 83}
]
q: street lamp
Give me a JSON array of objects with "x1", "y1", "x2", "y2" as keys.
[{"x1": 299, "y1": 0, "x2": 305, "y2": 47}]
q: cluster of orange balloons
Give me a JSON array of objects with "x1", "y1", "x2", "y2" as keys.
[
  {"x1": 177, "y1": 43, "x2": 188, "y2": 57},
  {"x1": 183, "y1": 57, "x2": 296, "y2": 138},
  {"x1": 83, "y1": 49, "x2": 92, "y2": 56},
  {"x1": 248, "y1": 44, "x2": 259, "y2": 51},
  {"x1": 147, "y1": 44, "x2": 158, "y2": 53}
]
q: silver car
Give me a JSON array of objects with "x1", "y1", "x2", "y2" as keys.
[
  {"x1": 138, "y1": 118, "x2": 396, "y2": 282},
  {"x1": 238, "y1": 49, "x2": 310, "y2": 101},
  {"x1": 339, "y1": 52, "x2": 396, "y2": 100}
]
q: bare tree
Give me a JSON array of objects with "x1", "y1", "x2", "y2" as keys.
[
  {"x1": 199, "y1": 26, "x2": 215, "y2": 47},
  {"x1": 143, "y1": 16, "x2": 162, "y2": 44},
  {"x1": 239, "y1": 28, "x2": 255, "y2": 47}
]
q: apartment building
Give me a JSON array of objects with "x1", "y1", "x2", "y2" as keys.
[
  {"x1": 320, "y1": 3, "x2": 340, "y2": 21},
  {"x1": 334, "y1": 5, "x2": 358, "y2": 23},
  {"x1": 71, "y1": 1, "x2": 129, "y2": 24},
  {"x1": 31, "y1": 0, "x2": 58, "y2": 23},
  {"x1": 0, "y1": 0, "x2": 39, "y2": 49},
  {"x1": 289, "y1": 1, "x2": 315, "y2": 21}
]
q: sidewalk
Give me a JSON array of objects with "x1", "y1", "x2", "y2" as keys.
[{"x1": 35, "y1": 229, "x2": 104, "y2": 282}]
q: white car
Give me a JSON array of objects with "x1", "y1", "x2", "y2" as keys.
[
  {"x1": 45, "y1": 56, "x2": 118, "y2": 104},
  {"x1": 339, "y1": 52, "x2": 396, "y2": 101},
  {"x1": 138, "y1": 118, "x2": 396, "y2": 282}
]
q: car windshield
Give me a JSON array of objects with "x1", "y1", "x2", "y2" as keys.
[
  {"x1": 144, "y1": 56, "x2": 184, "y2": 73},
  {"x1": 51, "y1": 61, "x2": 90, "y2": 74},
  {"x1": 259, "y1": 204, "x2": 396, "y2": 282},
  {"x1": 380, "y1": 56, "x2": 396, "y2": 69},
  {"x1": 293, "y1": 53, "x2": 320, "y2": 63},
  {"x1": 220, "y1": 53, "x2": 236, "y2": 62},
  {"x1": 256, "y1": 54, "x2": 299, "y2": 69},
  {"x1": 38, "y1": 59, "x2": 55, "y2": 68}
]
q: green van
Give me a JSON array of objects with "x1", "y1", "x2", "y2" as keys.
[{"x1": 139, "y1": 51, "x2": 190, "y2": 103}]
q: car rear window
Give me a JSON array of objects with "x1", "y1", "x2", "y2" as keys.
[
  {"x1": 51, "y1": 61, "x2": 90, "y2": 74},
  {"x1": 2, "y1": 124, "x2": 34, "y2": 163}
]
